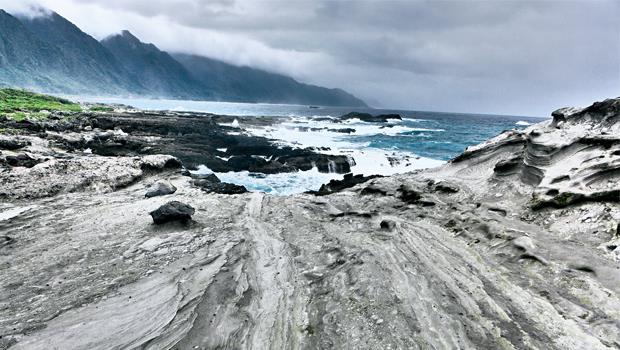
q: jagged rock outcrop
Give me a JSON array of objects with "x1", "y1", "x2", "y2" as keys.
[{"x1": 1, "y1": 98, "x2": 619, "y2": 349}]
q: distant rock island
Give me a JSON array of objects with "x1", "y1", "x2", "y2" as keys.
[{"x1": 0, "y1": 9, "x2": 367, "y2": 107}]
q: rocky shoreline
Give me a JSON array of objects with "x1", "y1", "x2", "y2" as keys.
[{"x1": 1, "y1": 98, "x2": 619, "y2": 349}]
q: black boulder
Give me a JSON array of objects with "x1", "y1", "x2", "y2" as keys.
[{"x1": 149, "y1": 201, "x2": 195, "y2": 224}]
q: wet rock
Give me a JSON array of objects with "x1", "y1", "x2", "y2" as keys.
[
  {"x1": 0, "y1": 137, "x2": 30, "y2": 150},
  {"x1": 375, "y1": 113, "x2": 403, "y2": 121},
  {"x1": 312, "y1": 117, "x2": 340, "y2": 123},
  {"x1": 328, "y1": 128, "x2": 356, "y2": 134},
  {"x1": 310, "y1": 173, "x2": 383, "y2": 195},
  {"x1": 149, "y1": 201, "x2": 195, "y2": 224},
  {"x1": 191, "y1": 173, "x2": 221, "y2": 184},
  {"x1": 145, "y1": 181, "x2": 177, "y2": 198},
  {"x1": 140, "y1": 156, "x2": 182, "y2": 171},
  {"x1": 280, "y1": 154, "x2": 351, "y2": 174},
  {"x1": 314, "y1": 156, "x2": 351, "y2": 173},
  {"x1": 340, "y1": 112, "x2": 402, "y2": 123},
  {"x1": 202, "y1": 182, "x2": 248, "y2": 195},
  {"x1": 192, "y1": 173, "x2": 248, "y2": 195}
]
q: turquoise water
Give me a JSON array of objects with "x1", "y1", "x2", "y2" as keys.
[{"x1": 71, "y1": 96, "x2": 545, "y2": 194}]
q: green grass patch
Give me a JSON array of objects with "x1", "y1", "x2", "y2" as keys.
[{"x1": 0, "y1": 88, "x2": 81, "y2": 114}]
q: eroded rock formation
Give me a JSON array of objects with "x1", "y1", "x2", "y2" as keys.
[{"x1": 0, "y1": 98, "x2": 619, "y2": 349}]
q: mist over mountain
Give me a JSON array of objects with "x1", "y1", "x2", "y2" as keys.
[
  {"x1": 0, "y1": 9, "x2": 70, "y2": 92},
  {"x1": 0, "y1": 9, "x2": 367, "y2": 107},
  {"x1": 101, "y1": 30, "x2": 203, "y2": 100},
  {"x1": 174, "y1": 53, "x2": 367, "y2": 106},
  {"x1": 16, "y1": 11, "x2": 145, "y2": 95}
]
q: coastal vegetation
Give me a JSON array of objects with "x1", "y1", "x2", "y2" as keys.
[{"x1": 0, "y1": 88, "x2": 81, "y2": 121}]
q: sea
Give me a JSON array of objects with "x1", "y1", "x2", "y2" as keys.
[{"x1": 70, "y1": 96, "x2": 546, "y2": 195}]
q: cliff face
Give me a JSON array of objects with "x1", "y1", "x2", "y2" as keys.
[{"x1": 0, "y1": 98, "x2": 619, "y2": 349}]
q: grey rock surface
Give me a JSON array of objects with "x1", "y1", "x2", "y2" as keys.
[
  {"x1": 145, "y1": 181, "x2": 177, "y2": 198},
  {"x1": 0, "y1": 97, "x2": 619, "y2": 349}
]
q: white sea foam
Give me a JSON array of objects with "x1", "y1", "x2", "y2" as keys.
[
  {"x1": 204, "y1": 114, "x2": 447, "y2": 194},
  {"x1": 240, "y1": 117, "x2": 445, "y2": 178},
  {"x1": 516, "y1": 120, "x2": 531, "y2": 126},
  {"x1": 192, "y1": 165, "x2": 342, "y2": 196}
]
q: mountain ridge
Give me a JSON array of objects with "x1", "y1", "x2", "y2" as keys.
[{"x1": 0, "y1": 10, "x2": 367, "y2": 107}]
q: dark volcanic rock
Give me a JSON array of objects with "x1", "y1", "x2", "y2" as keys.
[
  {"x1": 360, "y1": 185, "x2": 388, "y2": 196},
  {"x1": 310, "y1": 173, "x2": 383, "y2": 196},
  {"x1": 340, "y1": 112, "x2": 402, "y2": 123},
  {"x1": 329, "y1": 128, "x2": 356, "y2": 134},
  {"x1": 190, "y1": 173, "x2": 221, "y2": 183},
  {"x1": 433, "y1": 182, "x2": 460, "y2": 193},
  {"x1": 375, "y1": 114, "x2": 403, "y2": 121},
  {"x1": 398, "y1": 185, "x2": 422, "y2": 204},
  {"x1": 4, "y1": 154, "x2": 41, "y2": 168},
  {"x1": 312, "y1": 117, "x2": 340, "y2": 123},
  {"x1": 0, "y1": 137, "x2": 30, "y2": 150},
  {"x1": 203, "y1": 182, "x2": 248, "y2": 195},
  {"x1": 145, "y1": 181, "x2": 177, "y2": 198},
  {"x1": 149, "y1": 201, "x2": 195, "y2": 224},
  {"x1": 191, "y1": 173, "x2": 248, "y2": 195},
  {"x1": 2, "y1": 111, "x2": 354, "y2": 175},
  {"x1": 380, "y1": 219, "x2": 396, "y2": 230},
  {"x1": 279, "y1": 154, "x2": 351, "y2": 174}
]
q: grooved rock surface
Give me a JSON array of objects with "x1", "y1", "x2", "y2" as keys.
[{"x1": 1, "y1": 97, "x2": 619, "y2": 349}]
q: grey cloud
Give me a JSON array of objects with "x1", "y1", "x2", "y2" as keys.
[{"x1": 3, "y1": 0, "x2": 619, "y2": 116}]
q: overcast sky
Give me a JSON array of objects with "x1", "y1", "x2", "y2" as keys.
[{"x1": 2, "y1": 0, "x2": 619, "y2": 116}]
